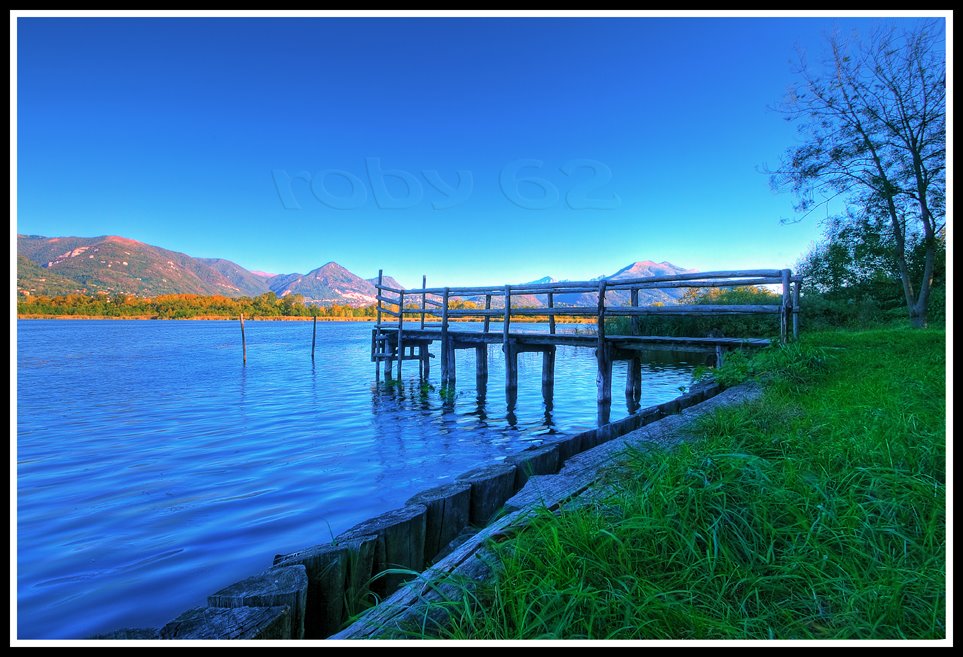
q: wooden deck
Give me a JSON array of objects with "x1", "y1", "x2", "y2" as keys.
[{"x1": 370, "y1": 269, "x2": 800, "y2": 424}]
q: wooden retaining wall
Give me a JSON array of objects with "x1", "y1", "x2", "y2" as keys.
[{"x1": 93, "y1": 379, "x2": 724, "y2": 640}]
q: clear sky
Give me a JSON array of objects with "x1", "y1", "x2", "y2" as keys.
[{"x1": 14, "y1": 12, "x2": 945, "y2": 288}]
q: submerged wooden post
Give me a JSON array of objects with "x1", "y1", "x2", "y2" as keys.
[
  {"x1": 445, "y1": 337, "x2": 456, "y2": 386},
  {"x1": 311, "y1": 314, "x2": 317, "y2": 360},
  {"x1": 542, "y1": 346, "x2": 555, "y2": 402},
  {"x1": 476, "y1": 345, "x2": 488, "y2": 387},
  {"x1": 239, "y1": 313, "x2": 247, "y2": 364},
  {"x1": 384, "y1": 344, "x2": 394, "y2": 382},
  {"x1": 440, "y1": 288, "x2": 451, "y2": 386},
  {"x1": 504, "y1": 285, "x2": 516, "y2": 405},
  {"x1": 780, "y1": 269, "x2": 791, "y2": 343},
  {"x1": 626, "y1": 288, "x2": 642, "y2": 407},
  {"x1": 505, "y1": 345, "x2": 518, "y2": 409},
  {"x1": 596, "y1": 280, "x2": 612, "y2": 424},
  {"x1": 420, "y1": 275, "x2": 427, "y2": 330},
  {"x1": 375, "y1": 269, "x2": 383, "y2": 381},
  {"x1": 792, "y1": 279, "x2": 801, "y2": 341},
  {"x1": 419, "y1": 344, "x2": 429, "y2": 379},
  {"x1": 396, "y1": 290, "x2": 405, "y2": 379},
  {"x1": 547, "y1": 292, "x2": 555, "y2": 334}
]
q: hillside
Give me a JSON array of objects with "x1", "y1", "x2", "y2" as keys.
[
  {"x1": 17, "y1": 235, "x2": 267, "y2": 298},
  {"x1": 16, "y1": 255, "x2": 86, "y2": 296}
]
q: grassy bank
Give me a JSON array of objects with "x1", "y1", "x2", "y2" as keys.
[{"x1": 416, "y1": 327, "x2": 946, "y2": 640}]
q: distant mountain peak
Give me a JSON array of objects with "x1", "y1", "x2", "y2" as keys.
[
  {"x1": 367, "y1": 274, "x2": 405, "y2": 290},
  {"x1": 609, "y1": 260, "x2": 692, "y2": 280}
]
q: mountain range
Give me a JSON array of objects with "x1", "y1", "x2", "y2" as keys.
[{"x1": 17, "y1": 233, "x2": 693, "y2": 307}]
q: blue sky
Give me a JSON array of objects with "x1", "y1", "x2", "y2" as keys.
[{"x1": 15, "y1": 14, "x2": 944, "y2": 287}]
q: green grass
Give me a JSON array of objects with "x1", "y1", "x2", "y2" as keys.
[{"x1": 413, "y1": 327, "x2": 946, "y2": 640}]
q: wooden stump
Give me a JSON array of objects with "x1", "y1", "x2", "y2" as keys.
[
  {"x1": 207, "y1": 565, "x2": 308, "y2": 640},
  {"x1": 160, "y1": 606, "x2": 292, "y2": 640},
  {"x1": 406, "y1": 482, "x2": 472, "y2": 565},
  {"x1": 457, "y1": 463, "x2": 517, "y2": 525},
  {"x1": 338, "y1": 505, "x2": 428, "y2": 600},
  {"x1": 505, "y1": 444, "x2": 561, "y2": 489},
  {"x1": 273, "y1": 534, "x2": 375, "y2": 638}
]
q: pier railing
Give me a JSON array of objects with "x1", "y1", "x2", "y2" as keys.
[{"x1": 371, "y1": 268, "x2": 801, "y2": 423}]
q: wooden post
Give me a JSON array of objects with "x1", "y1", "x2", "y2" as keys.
[
  {"x1": 505, "y1": 345, "x2": 518, "y2": 409},
  {"x1": 420, "y1": 275, "x2": 427, "y2": 330},
  {"x1": 792, "y1": 279, "x2": 801, "y2": 341},
  {"x1": 419, "y1": 344, "x2": 429, "y2": 379},
  {"x1": 503, "y1": 285, "x2": 511, "y2": 341},
  {"x1": 396, "y1": 290, "x2": 405, "y2": 379},
  {"x1": 542, "y1": 346, "x2": 555, "y2": 403},
  {"x1": 440, "y1": 288, "x2": 450, "y2": 386},
  {"x1": 780, "y1": 269, "x2": 791, "y2": 344},
  {"x1": 311, "y1": 314, "x2": 317, "y2": 360},
  {"x1": 483, "y1": 294, "x2": 491, "y2": 333},
  {"x1": 375, "y1": 269, "x2": 383, "y2": 381},
  {"x1": 626, "y1": 287, "x2": 641, "y2": 408},
  {"x1": 475, "y1": 345, "x2": 488, "y2": 388},
  {"x1": 630, "y1": 288, "x2": 640, "y2": 335},
  {"x1": 547, "y1": 292, "x2": 555, "y2": 334},
  {"x1": 596, "y1": 280, "x2": 611, "y2": 424},
  {"x1": 384, "y1": 342, "x2": 394, "y2": 382},
  {"x1": 504, "y1": 285, "x2": 515, "y2": 405},
  {"x1": 446, "y1": 338, "x2": 456, "y2": 386},
  {"x1": 239, "y1": 313, "x2": 247, "y2": 364}
]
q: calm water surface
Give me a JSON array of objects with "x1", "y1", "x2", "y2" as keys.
[{"x1": 16, "y1": 320, "x2": 707, "y2": 639}]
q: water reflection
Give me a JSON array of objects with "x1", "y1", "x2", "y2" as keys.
[
  {"x1": 17, "y1": 320, "x2": 707, "y2": 639},
  {"x1": 369, "y1": 342, "x2": 712, "y2": 432}
]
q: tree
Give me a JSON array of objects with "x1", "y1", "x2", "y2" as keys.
[{"x1": 770, "y1": 22, "x2": 946, "y2": 327}]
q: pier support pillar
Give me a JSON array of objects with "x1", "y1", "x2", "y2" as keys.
[
  {"x1": 419, "y1": 345, "x2": 429, "y2": 379},
  {"x1": 444, "y1": 340, "x2": 457, "y2": 387},
  {"x1": 596, "y1": 344, "x2": 612, "y2": 426},
  {"x1": 541, "y1": 346, "x2": 555, "y2": 404},
  {"x1": 475, "y1": 345, "x2": 488, "y2": 389},
  {"x1": 384, "y1": 343, "x2": 394, "y2": 382},
  {"x1": 625, "y1": 356, "x2": 642, "y2": 412},
  {"x1": 505, "y1": 344, "x2": 518, "y2": 410}
]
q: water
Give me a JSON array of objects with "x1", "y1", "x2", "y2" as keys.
[{"x1": 16, "y1": 319, "x2": 707, "y2": 639}]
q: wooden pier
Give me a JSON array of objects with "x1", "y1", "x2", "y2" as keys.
[{"x1": 371, "y1": 269, "x2": 801, "y2": 424}]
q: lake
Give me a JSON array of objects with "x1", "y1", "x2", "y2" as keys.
[{"x1": 16, "y1": 319, "x2": 707, "y2": 639}]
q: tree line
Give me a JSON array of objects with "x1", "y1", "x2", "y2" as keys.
[
  {"x1": 17, "y1": 292, "x2": 379, "y2": 319},
  {"x1": 16, "y1": 292, "x2": 595, "y2": 322}
]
